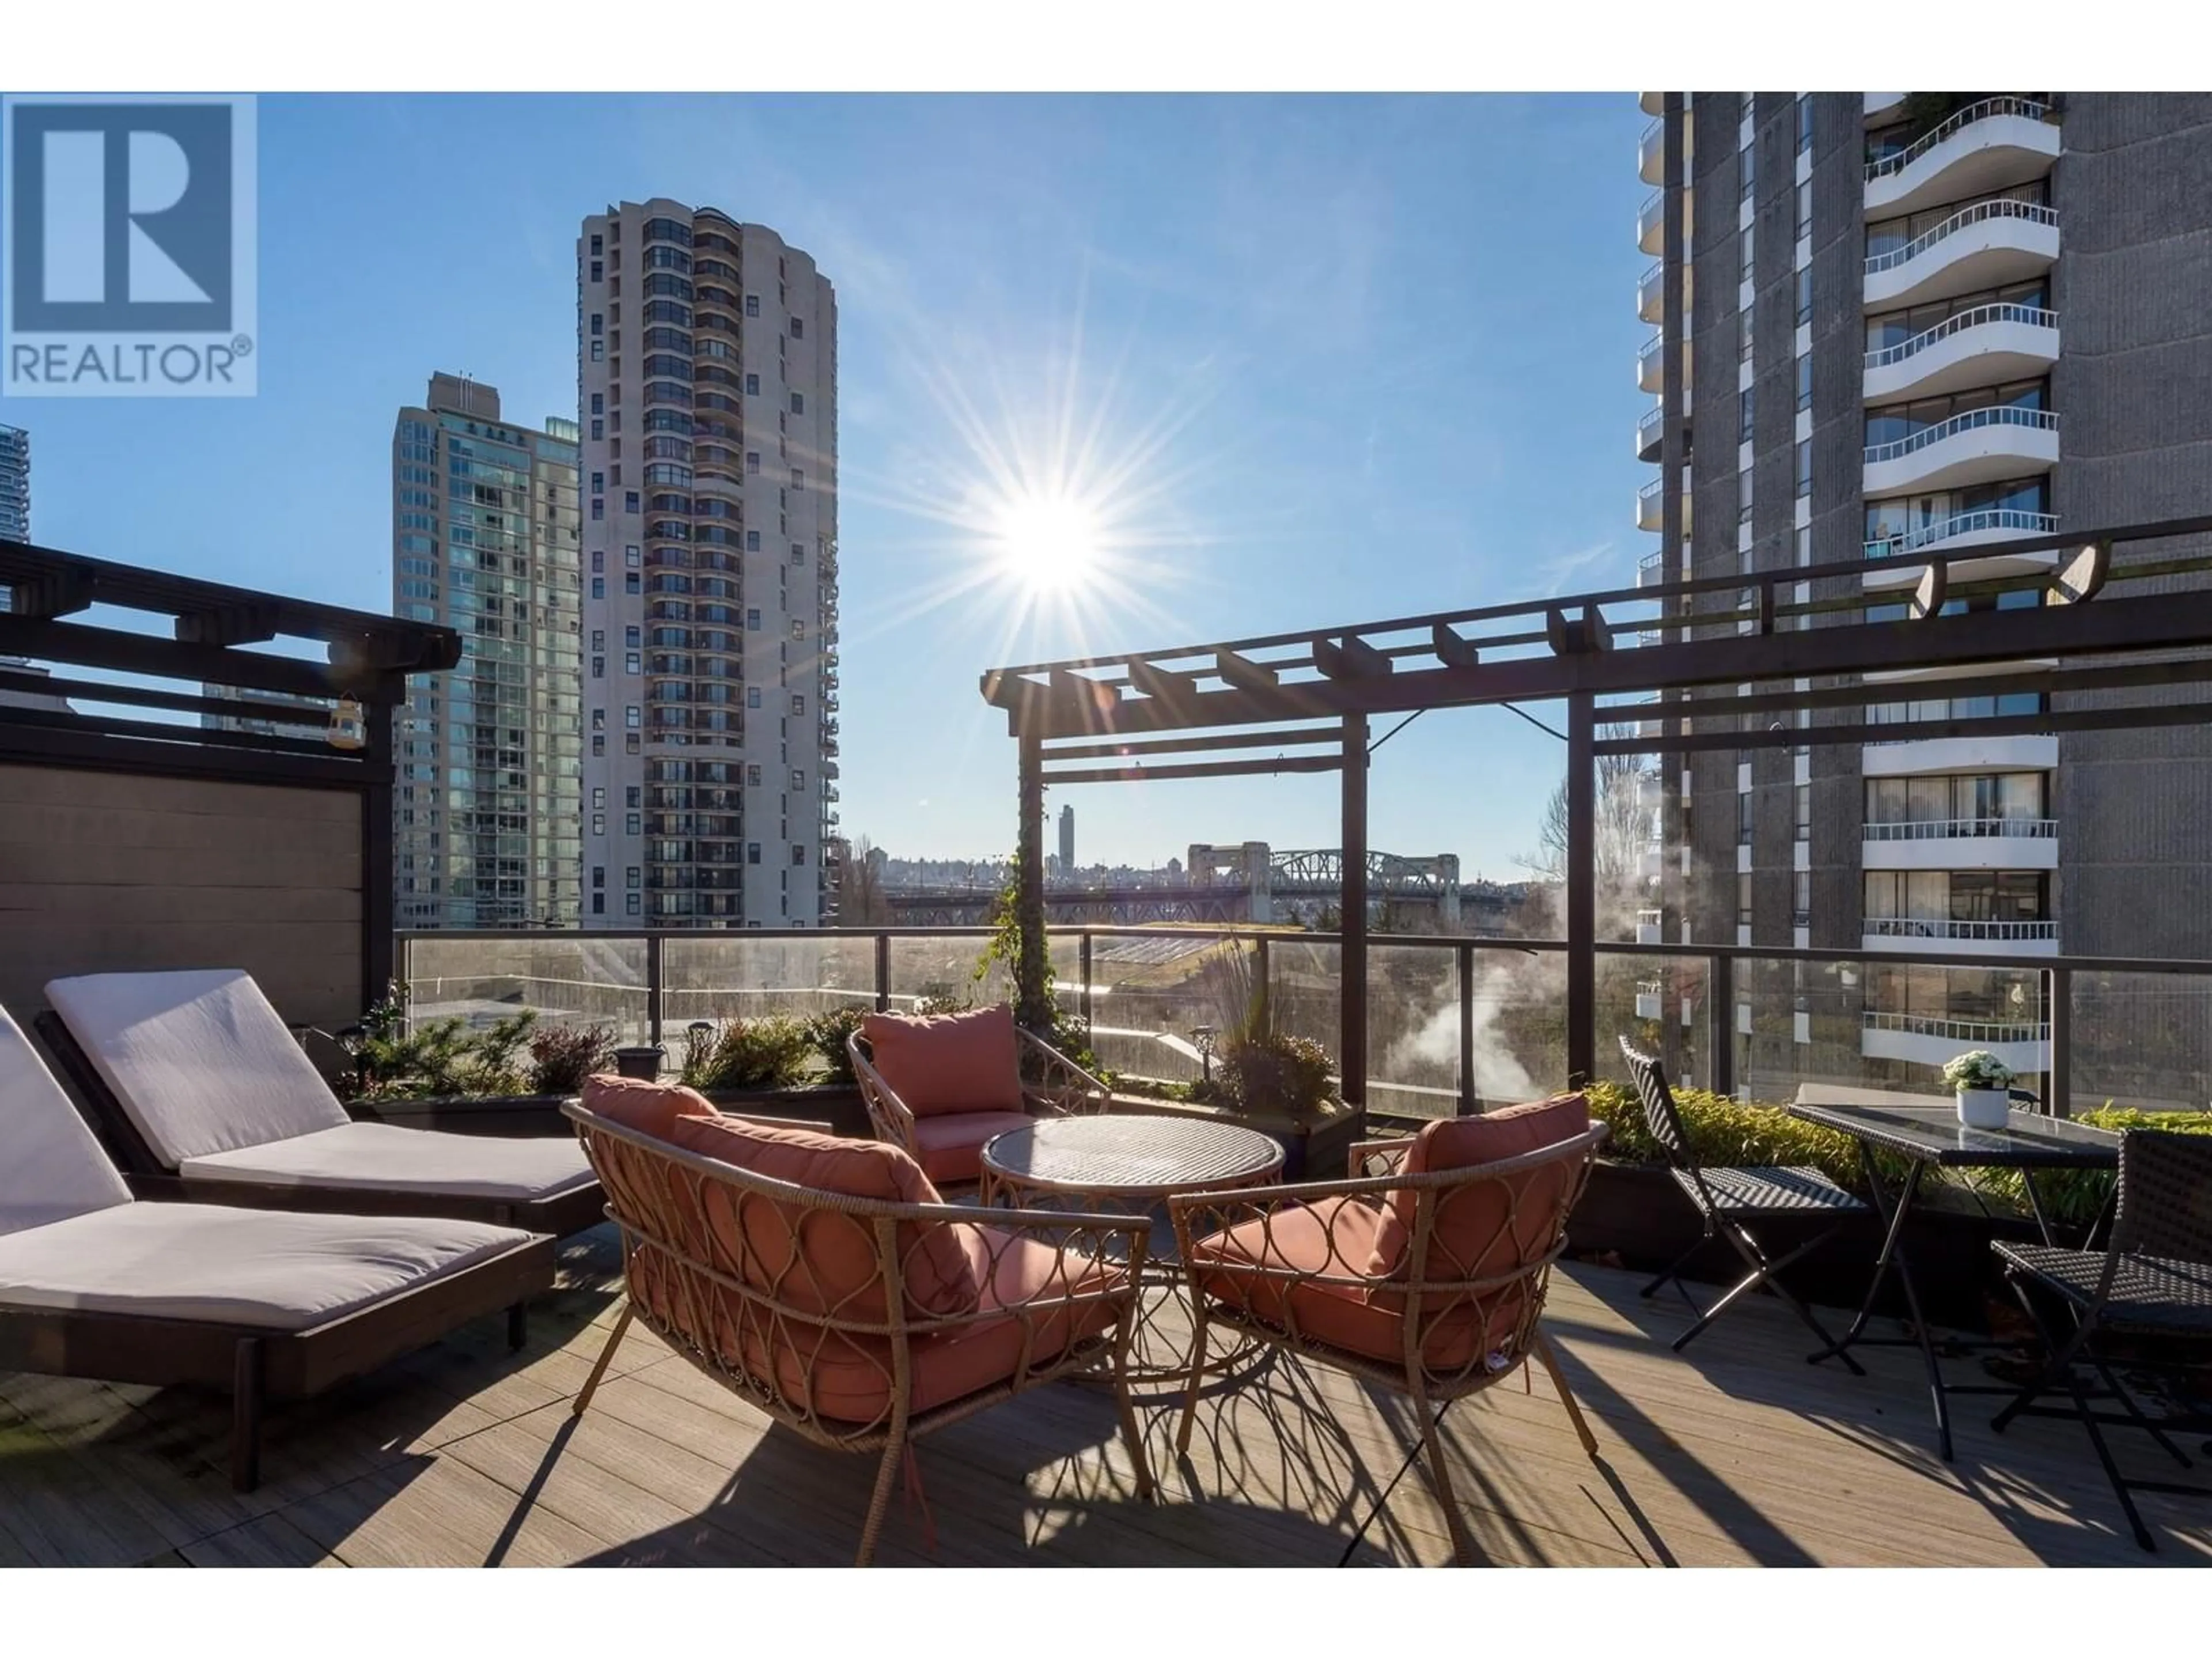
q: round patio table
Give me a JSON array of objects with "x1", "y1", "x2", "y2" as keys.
[{"x1": 980, "y1": 1115, "x2": 1284, "y2": 1395}]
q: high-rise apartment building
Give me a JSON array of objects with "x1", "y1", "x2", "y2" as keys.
[
  {"x1": 1059, "y1": 805, "x2": 1077, "y2": 873},
  {"x1": 1634, "y1": 93, "x2": 2212, "y2": 1105},
  {"x1": 391, "y1": 374, "x2": 584, "y2": 929},
  {"x1": 0, "y1": 424, "x2": 27, "y2": 546},
  {"x1": 576, "y1": 200, "x2": 840, "y2": 928}
]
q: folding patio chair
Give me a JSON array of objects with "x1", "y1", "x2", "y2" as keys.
[
  {"x1": 1618, "y1": 1036, "x2": 1866, "y2": 1368},
  {"x1": 1990, "y1": 1127, "x2": 2212, "y2": 1551}
]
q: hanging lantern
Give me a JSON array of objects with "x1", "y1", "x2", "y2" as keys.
[{"x1": 327, "y1": 695, "x2": 367, "y2": 751}]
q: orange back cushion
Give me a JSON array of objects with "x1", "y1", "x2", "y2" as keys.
[
  {"x1": 581, "y1": 1074, "x2": 721, "y2": 1142},
  {"x1": 861, "y1": 1005, "x2": 1025, "y2": 1118},
  {"x1": 1365, "y1": 1093, "x2": 1592, "y2": 1279},
  {"x1": 668, "y1": 1113, "x2": 980, "y2": 1320}
]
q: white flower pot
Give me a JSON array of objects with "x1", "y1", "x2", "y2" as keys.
[{"x1": 1956, "y1": 1088, "x2": 2010, "y2": 1130}]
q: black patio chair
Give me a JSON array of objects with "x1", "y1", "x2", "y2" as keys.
[
  {"x1": 1990, "y1": 1127, "x2": 2212, "y2": 1551},
  {"x1": 1617, "y1": 1036, "x2": 1866, "y2": 1369}
]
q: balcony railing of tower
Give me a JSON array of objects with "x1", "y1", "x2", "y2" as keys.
[{"x1": 1865, "y1": 96, "x2": 2055, "y2": 183}]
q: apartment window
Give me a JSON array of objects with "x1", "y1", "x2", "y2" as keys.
[
  {"x1": 590, "y1": 813, "x2": 605, "y2": 836},
  {"x1": 1795, "y1": 181, "x2": 1812, "y2": 242},
  {"x1": 624, "y1": 705, "x2": 641, "y2": 729},
  {"x1": 745, "y1": 452, "x2": 761, "y2": 473},
  {"x1": 590, "y1": 577, "x2": 605, "y2": 599},
  {"x1": 626, "y1": 786, "x2": 641, "y2": 808},
  {"x1": 1740, "y1": 224, "x2": 1755, "y2": 283},
  {"x1": 590, "y1": 498, "x2": 604, "y2": 522},
  {"x1": 626, "y1": 733, "x2": 641, "y2": 754},
  {"x1": 1739, "y1": 388, "x2": 1755, "y2": 444},
  {"x1": 590, "y1": 419, "x2": 604, "y2": 440},
  {"x1": 790, "y1": 693, "x2": 805, "y2": 715},
  {"x1": 745, "y1": 374, "x2": 760, "y2": 396},
  {"x1": 589, "y1": 260, "x2": 603, "y2": 283},
  {"x1": 791, "y1": 844, "x2": 806, "y2": 866},
  {"x1": 591, "y1": 787, "x2": 606, "y2": 810},
  {"x1": 590, "y1": 234, "x2": 603, "y2": 256},
  {"x1": 1737, "y1": 873, "x2": 1753, "y2": 927},
  {"x1": 747, "y1": 842, "x2": 762, "y2": 864},
  {"x1": 590, "y1": 629, "x2": 604, "y2": 651},
  {"x1": 591, "y1": 893, "x2": 605, "y2": 915},
  {"x1": 747, "y1": 686, "x2": 762, "y2": 708},
  {"x1": 625, "y1": 573, "x2": 640, "y2": 594},
  {"x1": 1796, "y1": 94, "x2": 1813, "y2": 153},
  {"x1": 624, "y1": 491, "x2": 640, "y2": 514},
  {"x1": 626, "y1": 893, "x2": 641, "y2": 916},
  {"x1": 590, "y1": 656, "x2": 604, "y2": 679},
  {"x1": 589, "y1": 313, "x2": 603, "y2": 338},
  {"x1": 626, "y1": 866, "x2": 641, "y2": 890},
  {"x1": 744, "y1": 294, "x2": 761, "y2": 316},
  {"x1": 625, "y1": 624, "x2": 640, "y2": 646},
  {"x1": 1796, "y1": 439, "x2": 1814, "y2": 499},
  {"x1": 592, "y1": 866, "x2": 605, "y2": 889},
  {"x1": 591, "y1": 709, "x2": 605, "y2": 730},
  {"x1": 590, "y1": 339, "x2": 604, "y2": 362},
  {"x1": 624, "y1": 652, "x2": 641, "y2": 675},
  {"x1": 790, "y1": 318, "x2": 804, "y2": 339},
  {"x1": 1793, "y1": 870, "x2": 1812, "y2": 926},
  {"x1": 1740, "y1": 309, "x2": 1754, "y2": 362},
  {"x1": 790, "y1": 392, "x2": 804, "y2": 414},
  {"x1": 791, "y1": 469, "x2": 804, "y2": 492},
  {"x1": 791, "y1": 769, "x2": 806, "y2": 791},
  {"x1": 746, "y1": 608, "x2": 762, "y2": 631},
  {"x1": 1738, "y1": 793, "x2": 1754, "y2": 846},
  {"x1": 1740, "y1": 142, "x2": 1755, "y2": 201},
  {"x1": 747, "y1": 764, "x2": 763, "y2": 786},
  {"x1": 1796, "y1": 526, "x2": 1812, "y2": 567},
  {"x1": 1796, "y1": 266, "x2": 1813, "y2": 327},
  {"x1": 1796, "y1": 353, "x2": 1813, "y2": 413},
  {"x1": 1738, "y1": 470, "x2": 1753, "y2": 522},
  {"x1": 791, "y1": 619, "x2": 806, "y2": 641},
  {"x1": 591, "y1": 735, "x2": 605, "y2": 756},
  {"x1": 1795, "y1": 784, "x2": 1811, "y2": 840},
  {"x1": 626, "y1": 812, "x2": 641, "y2": 836},
  {"x1": 590, "y1": 393, "x2": 604, "y2": 415},
  {"x1": 791, "y1": 543, "x2": 806, "y2": 567}
]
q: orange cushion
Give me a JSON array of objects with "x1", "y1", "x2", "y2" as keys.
[
  {"x1": 666, "y1": 1114, "x2": 980, "y2": 1321},
  {"x1": 861, "y1": 1005, "x2": 1024, "y2": 1118},
  {"x1": 911, "y1": 1111, "x2": 1033, "y2": 1184},
  {"x1": 1188, "y1": 1195, "x2": 1487, "y2": 1370},
  {"x1": 579, "y1": 1073, "x2": 721, "y2": 1142},
  {"x1": 1365, "y1": 1093, "x2": 1592, "y2": 1279}
]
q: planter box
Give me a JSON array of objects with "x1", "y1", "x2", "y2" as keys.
[
  {"x1": 346, "y1": 1082, "x2": 862, "y2": 1139},
  {"x1": 1567, "y1": 1160, "x2": 2043, "y2": 1331}
]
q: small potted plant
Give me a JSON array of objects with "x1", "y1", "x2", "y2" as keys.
[{"x1": 1942, "y1": 1050, "x2": 2014, "y2": 1130}]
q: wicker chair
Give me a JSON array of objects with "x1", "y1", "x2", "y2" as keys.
[
  {"x1": 565, "y1": 1100, "x2": 1154, "y2": 1566},
  {"x1": 1165, "y1": 1098, "x2": 1608, "y2": 1566},
  {"x1": 849, "y1": 1005, "x2": 1109, "y2": 1187},
  {"x1": 1990, "y1": 1127, "x2": 2212, "y2": 1551},
  {"x1": 1618, "y1": 1036, "x2": 1866, "y2": 1368}
]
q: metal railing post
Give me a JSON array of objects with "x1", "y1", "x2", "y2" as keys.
[
  {"x1": 2047, "y1": 965, "x2": 2071, "y2": 1118},
  {"x1": 874, "y1": 931, "x2": 891, "y2": 1013},
  {"x1": 645, "y1": 932, "x2": 664, "y2": 1048},
  {"x1": 1255, "y1": 935, "x2": 1272, "y2": 1035},
  {"x1": 1078, "y1": 931, "x2": 1093, "y2": 1031},
  {"x1": 1709, "y1": 950, "x2": 1736, "y2": 1099},
  {"x1": 1457, "y1": 940, "x2": 1476, "y2": 1115}
]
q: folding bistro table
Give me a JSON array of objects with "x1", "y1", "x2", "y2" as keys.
[{"x1": 1786, "y1": 1085, "x2": 2120, "y2": 1461}]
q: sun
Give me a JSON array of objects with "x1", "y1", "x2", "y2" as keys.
[{"x1": 993, "y1": 490, "x2": 1104, "y2": 592}]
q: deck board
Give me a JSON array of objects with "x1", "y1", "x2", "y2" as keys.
[{"x1": 1, "y1": 1226, "x2": 2205, "y2": 1567}]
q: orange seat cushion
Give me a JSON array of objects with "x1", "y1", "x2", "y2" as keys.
[
  {"x1": 1189, "y1": 1195, "x2": 1496, "y2": 1369},
  {"x1": 911, "y1": 1111, "x2": 1033, "y2": 1184},
  {"x1": 1365, "y1": 1093, "x2": 1592, "y2": 1279},
  {"x1": 665, "y1": 1113, "x2": 980, "y2": 1320},
  {"x1": 579, "y1": 1073, "x2": 720, "y2": 1142},
  {"x1": 861, "y1": 1006, "x2": 1025, "y2": 1118}
]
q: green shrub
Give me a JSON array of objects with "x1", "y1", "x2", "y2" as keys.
[
  {"x1": 680, "y1": 1016, "x2": 814, "y2": 1091},
  {"x1": 1976, "y1": 1105, "x2": 2212, "y2": 1229},
  {"x1": 1583, "y1": 1079, "x2": 1865, "y2": 1191},
  {"x1": 804, "y1": 1005, "x2": 870, "y2": 1084},
  {"x1": 1218, "y1": 1031, "x2": 1335, "y2": 1120},
  {"x1": 346, "y1": 981, "x2": 539, "y2": 1100}
]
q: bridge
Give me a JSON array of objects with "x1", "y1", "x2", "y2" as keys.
[{"x1": 881, "y1": 843, "x2": 1540, "y2": 930}]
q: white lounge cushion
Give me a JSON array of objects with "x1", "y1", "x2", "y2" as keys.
[
  {"x1": 0, "y1": 1005, "x2": 133, "y2": 1237},
  {"x1": 0, "y1": 1203, "x2": 533, "y2": 1330},
  {"x1": 44, "y1": 968, "x2": 350, "y2": 1166},
  {"x1": 180, "y1": 1120, "x2": 595, "y2": 1203}
]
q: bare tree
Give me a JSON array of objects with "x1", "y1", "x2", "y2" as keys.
[
  {"x1": 838, "y1": 835, "x2": 888, "y2": 926},
  {"x1": 1514, "y1": 727, "x2": 1654, "y2": 934}
]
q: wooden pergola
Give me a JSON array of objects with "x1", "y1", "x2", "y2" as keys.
[{"x1": 980, "y1": 514, "x2": 2212, "y2": 1109}]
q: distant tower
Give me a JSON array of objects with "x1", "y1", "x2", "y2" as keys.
[{"x1": 1058, "y1": 804, "x2": 1075, "y2": 872}]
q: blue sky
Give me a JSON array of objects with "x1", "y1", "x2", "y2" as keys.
[{"x1": 2, "y1": 92, "x2": 1647, "y2": 879}]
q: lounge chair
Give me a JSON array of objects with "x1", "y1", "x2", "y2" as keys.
[
  {"x1": 1166, "y1": 1093, "x2": 1608, "y2": 1566},
  {"x1": 848, "y1": 1003, "x2": 1108, "y2": 1185},
  {"x1": 0, "y1": 1004, "x2": 554, "y2": 1490},
  {"x1": 566, "y1": 1075, "x2": 1153, "y2": 1565},
  {"x1": 37, "y1": 969, "x2": 603, "y2": 1237}
]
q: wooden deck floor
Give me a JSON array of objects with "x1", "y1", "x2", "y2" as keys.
[{"x1": 2, "y1": 1227, "x2": 2206, "y2": 1567}]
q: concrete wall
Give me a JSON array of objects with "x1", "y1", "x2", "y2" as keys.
[{"x1": 0, "y1": 764, "x2": 365, "y2": 1032}]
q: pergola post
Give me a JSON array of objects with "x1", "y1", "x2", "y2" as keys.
[
  {"x1": 1567, "y1": 690, "x2": 1596, "y2": 1087},
  {"x1": 1340, "y1": 714, "x2": 1368, "y2": 1111},
  {"x1": 1014, "y1": 724, "x2": 1051, "y2": 1035}
]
